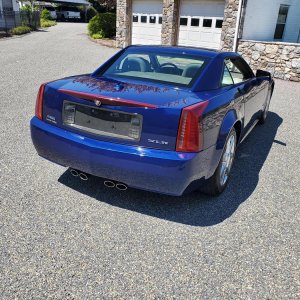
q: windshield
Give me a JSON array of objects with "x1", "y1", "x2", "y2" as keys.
[{"x1": 101, "y1": 50, "x2": 210, "y2": 87}]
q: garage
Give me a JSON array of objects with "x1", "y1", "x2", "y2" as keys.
[
  {"x1": 178, "y1": 0, "x2": 225, "y2": 49},
  {"x1": 132, "y1": 0, "x2": 163, "y2": 45}
]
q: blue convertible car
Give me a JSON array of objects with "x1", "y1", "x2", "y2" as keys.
[{"x1": 31, "y1": 46, "x2": 274, "y2": 196}]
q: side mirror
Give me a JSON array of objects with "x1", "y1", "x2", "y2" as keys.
[{"x1": 256, "y1": 69, "x2": 271, "y2": 79}]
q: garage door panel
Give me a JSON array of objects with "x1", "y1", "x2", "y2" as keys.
[
  {"x1": 180, "y1": 0, "x2": 225, "y2": 17},
  {"x1": 189, "y1": 32, "x2": 202, "y2": 41},
  {"x1": 132, "y1": 0, "x2": 162, "y2": 45},
  {"x1": 133, "y1": 0, "x2": 162, "y2": 14},
  {"x1": 178, "y1": 0, "x2": 225, "y2": 49}
]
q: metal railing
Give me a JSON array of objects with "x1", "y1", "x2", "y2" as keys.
[{"x1": 0, "y1": 10, "x2": 40, "y2": 34}]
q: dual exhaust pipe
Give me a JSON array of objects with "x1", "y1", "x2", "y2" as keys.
[
  {"x1": 70, "y1": 169, "x2": 128, "y2": 191},
  {"x1": 104, "y1": 180, "x2": 128, "y2": 191},
  {"x1": 70, "y1": 169, "x2": 89, "y2": 181}
]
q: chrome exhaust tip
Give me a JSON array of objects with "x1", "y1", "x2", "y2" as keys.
[
  {"x1": 79, "y1": 173, "x2": 89, "y2": 181},
  {"x1": 104, "y1": 180, "x2": 115, "y2": 188},
  {"x1": 115, "y1": 183, "x2": 128, "y2": 191},
  {"x1": 70, "y1": 169, "x2": 79, "y2": 177}
]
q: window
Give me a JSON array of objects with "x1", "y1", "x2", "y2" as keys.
[
  {"x1": 180, "y1": 18, "x2": 188, "y2": 26},
  {"x1": 274, "y1": 5, "x2": 289, "y2": 39},
  {"x1": 221, "y1": 64, "x2": 234, "y2": 86},
  {"x1": 141, "y1": 16, "x2": 147, "y2": 23},
  {"x1": 203, "y1": 19, "x2": 212, "y2": 27},
  {"x1": 191, "y1": 18, "x2": 200, "y2": 27},
  {"x1": 149, "y1": 16, "x2": 156, "y2": 24},
  {"x1": 133, "y1": 15, "x2": 138, "y2": 22},
  {"x1": 101, "y1": 50, "x2": 210, "y2": 87},
  {"x1": 224, "y1": 58, "x2": 252, "y2": 84},
  {"x1": 216, "y1": 19, "x2": 223, "y2": 28},
  {"x1": 159, "y1": 16, "x2": 162, "y2": 24}
]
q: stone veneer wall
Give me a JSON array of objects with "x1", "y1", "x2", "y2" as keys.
[
  {"x1": 116, "y1": 0, "x2": 132, "y2": 48},
  {"x1": 238, "y1": 40, "x2": 300, "y2": 82},
  {"x1": 221, "y1": 0, "x2": 240, "y2": 51},
  {"x1": 161, "y1": 0, "x2": 180, "y2": 46}
]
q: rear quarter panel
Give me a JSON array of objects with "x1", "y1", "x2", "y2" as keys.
[{"x1": 197, "y1": 86, "x2": 243, "y2": 150}]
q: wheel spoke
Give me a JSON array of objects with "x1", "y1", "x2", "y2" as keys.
[{"x1": 219, "y1": 134, "x2": 235, "y2": 186}]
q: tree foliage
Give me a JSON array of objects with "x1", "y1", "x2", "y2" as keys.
[{"x1": 88, "y1": 0, "x2": 116, "y2": 13}]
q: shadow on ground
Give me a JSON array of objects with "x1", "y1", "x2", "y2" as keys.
[{"x1": 58, "y1": 112, "x2": 283, "y2": 227}]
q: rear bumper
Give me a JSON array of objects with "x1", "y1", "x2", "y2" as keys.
[{"x1": 30, "y1": 117, "x2": 216, "y2": 196}]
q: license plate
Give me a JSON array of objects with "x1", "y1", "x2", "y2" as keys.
[{"x1": 63, "y1": 101, "x2": 142, "y2": 141}]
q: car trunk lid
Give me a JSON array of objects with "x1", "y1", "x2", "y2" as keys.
[{"x1": 42, "y1": 75, "x2": 205, "y2": 151}]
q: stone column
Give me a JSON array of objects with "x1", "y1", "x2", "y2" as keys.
[
  {"x1": 116, "y1": 0, "x2": 132, "y2": 48},
  {"x1": 161, "y1": 0, "x2": 180, "y2": 46},
  {"x1": 221, "y1": 0, "x2": 240, "y2": 51}
]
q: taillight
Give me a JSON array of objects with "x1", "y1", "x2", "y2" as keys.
[
  {"x1": 176, "y1": 100, "x2": 209, "y2": 152},
  {"x1": 35, "y1": 84, "x2": 45, "y2": 120}
]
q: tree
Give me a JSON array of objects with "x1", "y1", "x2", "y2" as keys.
[{"x1": 88, "y1": 0, "x2": 116, "y2": 13}]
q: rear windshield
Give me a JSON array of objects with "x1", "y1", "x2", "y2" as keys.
[{"x1": 101, "y1": 49, "x2": 210, "y2": 87}]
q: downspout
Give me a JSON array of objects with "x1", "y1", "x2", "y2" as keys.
[{"x1": 233, "y1": 0, "x2": 244, "y2": 52}]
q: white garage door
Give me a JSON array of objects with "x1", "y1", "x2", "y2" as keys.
[
  {"x1": 178, "y1": 0, "x2": 225, "y2": 49},
  {"x1": 132, "y1": 0, "x2": 163, "y2": 45}
]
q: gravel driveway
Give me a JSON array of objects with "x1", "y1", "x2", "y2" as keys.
[{"x1": 0, "y1": 23, "x2": 299, "y2": 299}]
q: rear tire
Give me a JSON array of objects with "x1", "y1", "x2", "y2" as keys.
[{"x1": 202, "y1": 128, "x2": 237, "y2": 196}]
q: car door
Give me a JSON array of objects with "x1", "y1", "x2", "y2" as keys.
[{"x1": 225, "y1": 57, "x2": 267, "y2": 133}]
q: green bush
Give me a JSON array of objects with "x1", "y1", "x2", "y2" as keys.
[
  {"x1": 88, "y1": 13, "x2": 116, "y2": 38},
  {"x1": 11, "y1": 26, "x2": 31, "y2": 35},
  {"x1": 20, "y1": 4, "x2": 32, "y2": 13},
  {"x1": 40, "y1": 19, "x2": 57, "y2": 27},
  {"x1": 87, "y1": 6, "x2": 97, "y2": 22},
  {"x1": 41, "y1": 9, "x2": 51, "y2": 20},
  {"x1": 92, "y1": 33, "x2": 102, "y2": 39}
]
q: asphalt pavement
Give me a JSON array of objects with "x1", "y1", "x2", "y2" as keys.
[{"x1": 0, "y1": 23, "x2": 299, "y2": 299}]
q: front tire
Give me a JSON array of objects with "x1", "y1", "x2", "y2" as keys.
[{"x1": 202, "y1": 128, "x2": 237, "y2": 196}]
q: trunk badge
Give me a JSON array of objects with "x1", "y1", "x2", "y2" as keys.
[{"x1": 94, "y1": 100, "x2": 102, "y2": 106}]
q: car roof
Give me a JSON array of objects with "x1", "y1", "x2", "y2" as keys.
[{"x1": 128, "y1": 45, "x2": 238, "y2": 59}]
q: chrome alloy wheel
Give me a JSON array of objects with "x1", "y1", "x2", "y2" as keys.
[{"x1": 220, "y1": 134, "x2": 236, "y2": 186}]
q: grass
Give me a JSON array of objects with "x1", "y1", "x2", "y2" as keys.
[
  {"x1": 40, "y1": 19, "x2": 57, "y2": 28},
  {"x1": 91, "y1": 33, "x2": 102, "y2": 39},
  {"x1": 10, "y1": 26, "x2": 31, "y2": 35}
]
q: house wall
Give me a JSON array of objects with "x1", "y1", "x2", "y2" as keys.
[
  {"x1": 0, "y1": 0, "x2": 19, "y2": 11},
  {"x1": 116, "y1": 0, "x2": 300, "y2": 81},
  {"x1": 238, "y1": 40, "x2": 300, "y2": 81},
  {"x1": 116, "y1": 0, "x2": 132, "y2": 47},
  {"x1": 220, "y1": 0, "x2": 240, "y2": 51},
  {"x1": 242, "y1": 0, "x2": 300, "y2": 43}
]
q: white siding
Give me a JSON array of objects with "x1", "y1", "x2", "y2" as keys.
[{"x1": 242, "y1": 0, "x2": 300, "y2": 43}]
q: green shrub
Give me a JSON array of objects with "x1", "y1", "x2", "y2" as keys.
[
  {"x1": 11, "y1": 26, "x2": 31, "y2": 35},
  {"x1": 92, "y1": 33, "x2": 102, "y2": 39},
  {"x1": 20, "y1": 4, "x2": 32, "y2": 13},
  {"x1": 41, "y1": 9, "x2": 51, "y2": 20},
  {"x1": 40, "y1": 19, "x2": 57, "y2": 27},
  {"x1": 88, "y1": 13, "x2": 116, "y2": 38},
  {"x1": 86, "y1": 6, "x2": 97, "y2": 22}
]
